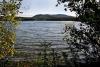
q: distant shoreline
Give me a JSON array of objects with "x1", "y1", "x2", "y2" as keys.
[{"x1": 16, "y1": 14, "x2": 76, "y2": 21}]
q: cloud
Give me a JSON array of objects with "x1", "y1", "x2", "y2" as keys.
[{"x1": 19, "y1": 0, "x2": 76, "y2": 17}]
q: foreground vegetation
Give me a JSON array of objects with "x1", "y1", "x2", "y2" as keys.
[
  {"x1": 0, "y1": 41, "x2": 100, "y2": 67},
  {"x1": 0, "y1": 0, "x2": 22, "y2": 59}
]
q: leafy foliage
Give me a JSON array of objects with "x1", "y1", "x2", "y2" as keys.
[
  {"x1": 0, "y1": 0, "x2": 22, "y2": 59},
  {"x1": 57, "y1": 0, "x2": 100, "y2": 63}
]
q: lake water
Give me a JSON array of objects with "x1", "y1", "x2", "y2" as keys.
[{"x1": 15, "y1": 21, "x2": 74, "y2": 53}]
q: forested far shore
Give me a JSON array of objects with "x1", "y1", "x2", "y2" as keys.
[{"x1": 16, "y1": 14, "x2": 76, "y2": 21}]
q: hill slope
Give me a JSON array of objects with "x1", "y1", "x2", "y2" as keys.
[
  {"x1": 17, "y1": 14, "x2": 76, "y2": 21},
  {"x1": 33, "y1": 14, "x2": 75, "y2": 21}
]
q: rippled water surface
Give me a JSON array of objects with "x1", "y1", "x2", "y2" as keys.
[{"x1": 16, "y1": 21, "x2": 74, "y2": 52}]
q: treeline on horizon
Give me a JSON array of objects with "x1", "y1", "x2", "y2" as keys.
[{"x1": 16, "y1": 14, "x2": 76, "y2": 21}]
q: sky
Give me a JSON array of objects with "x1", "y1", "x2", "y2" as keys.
[{"x1": 19, "y1": 0, "x2": 76, "y2": 17}]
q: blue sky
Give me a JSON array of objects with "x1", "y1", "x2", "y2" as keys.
[{"x1": 19, "y1": 0, "x2": 76, "y2": 17}]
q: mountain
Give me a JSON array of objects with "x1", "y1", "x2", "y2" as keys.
[
  {"x1": 17, "y1": 14, "x2": 76, "y2": 21},
  {"x1": 33, "y1": 14, "x2": 76, "y2": 21}
]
